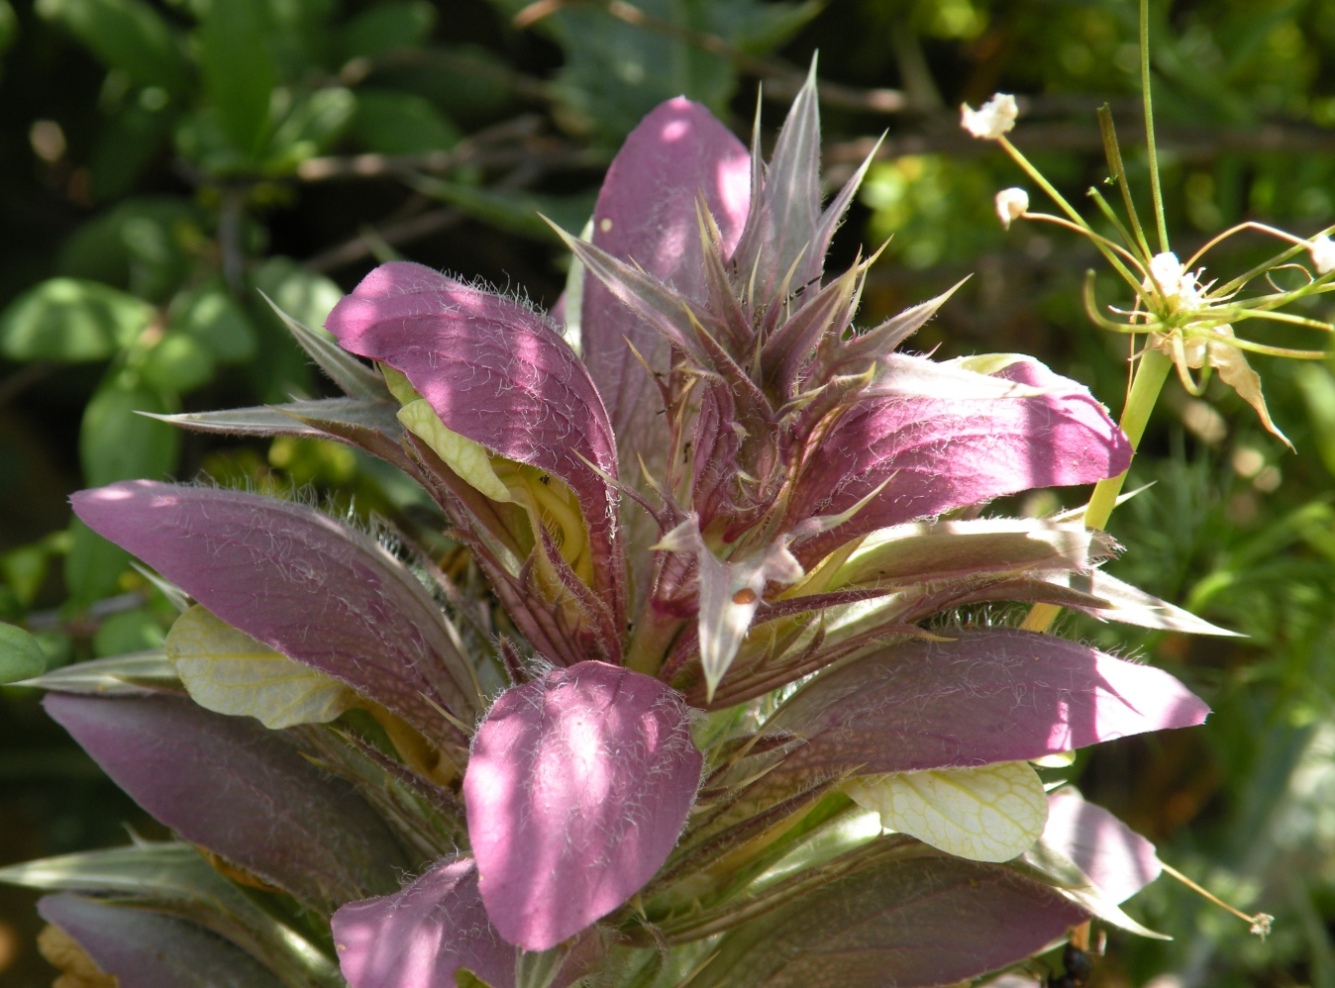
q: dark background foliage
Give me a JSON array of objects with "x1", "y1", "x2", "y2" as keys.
[{"x1": 2, "y1": 1, "x2": 1334, "y2": 985}]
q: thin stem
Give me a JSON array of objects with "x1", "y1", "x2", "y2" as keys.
[
  {"x1": 1141, "y1": 0, "x2": 1169, "y2": 252},
  {"x1": 1086, "y1": 347, "x2": 1173, "y2": 529},
  {"x1": 1097, "y1": 104, "x2": 1153, "y2": 260},
  {"x1": 1159, "y1": 860, "x2": 1274, "y2": 938},
  {"x1": 998, "y1": 139, "x2": 1147, "y2": 293}
]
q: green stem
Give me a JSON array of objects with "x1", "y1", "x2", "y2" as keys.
[
  {"x1": 1084, "y1": 346, "x2": 1173, "y2": 530},
  {"x1": 1022, "y1": 346, "x2": 1173, "y2": 632},
  {"x1": 1141, "y1": 0, "x2": 1169, "y2": 253}
]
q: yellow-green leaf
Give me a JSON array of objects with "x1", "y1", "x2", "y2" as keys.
[
  {"x1": 397, "y1": 399, "x2": 512, "y2": 503},
  {"x1": 845, "y1": 761, "x2": 1048, "y2": 863},
  {"x1": 165, "y1": 605, "x2": 358, "y2": 729}
]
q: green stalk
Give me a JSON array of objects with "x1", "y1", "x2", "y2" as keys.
[
  {"x1": 1083, "y1": 346, "x2": 1173, "y2": 529},
  {"x1": 1141, "y1": 0, "x2": 1169, "y2": 253},
  {"x1": 1022, "y1": 347, "x2": 1173, "y2": 633}
]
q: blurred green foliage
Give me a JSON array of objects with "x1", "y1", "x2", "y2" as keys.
[{"x1": 1, "y1": 1, "x2": 1335, "y2": 986}]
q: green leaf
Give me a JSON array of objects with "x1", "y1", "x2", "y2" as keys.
[
  {"x1": 168, "y1": 285, "x2": 258, "y2": 363},
  {"x1": 90, "y1": 97, "x2": 178, "y2": 201},
  {"x1": 262, "y1": 87, "x2": 356, "y2": 173},
  {"x1": 17, "y1": 649, "x2": 179, "y2": 694},
  {"x1": 36, "y1": 0, "x2": 190, "y2": 94},
  {"x1": 845, "y1": 762, "x2": 1050, "y2": 863},
  {"x1": 0, "y1": 842, "x2": 344, "y2": 988},
  {"x1": 65, "y1": 519, "x2": 131, "y2": 608},
  {"x1": 58, "y1": 197, "x2": 202, "y2": 301},
  {"x1": 80, "y1": 373, "x2": 180, "y2": 485},
  {"x1": 165, "y1": 604, "x2": 359, "y2": 729},
  {"x1": 502, "y1": 0, "x2": 813, "y2": 139},
  {"x1": 140, "y1": 332, "x2": 217, "y2": 394},
  {"x1": 0, "y1": 278, "x2": 152, "y2": 361},
  {"x1": 250, "y1": 258, "x2": 343, "y2": 401},
  {"x1": 2, "y1": 541, "x2": 55, "y2": 609},
  {"x1": 0, "y1": 623, "x2": 46, "y2": 683},
  {"x1": 197, "y1": 0, "x2": 276, "y2": 157},
  {"x1": 351, "y1": 88, "x2": 461, "y2": 155},
  {"x1": 0, "y1": 2, "x2": 18, "y2": 59},
  {"x1": 339, "y1": 0, "x2": 435, "y2": 61},
  {"x1": 252, "y1": 258, "x2": 343, "y2": 337},
  {"x1": 93, "y1": 607, "x2": 166, "y2": 658}
]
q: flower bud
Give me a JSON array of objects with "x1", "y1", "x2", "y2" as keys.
[
  {"x1": 995, "y1": 187, "x2": 1029, "y2": 229},
  {"x1": 960, "y1": 94, "x2": 1018, "y2": 140}
]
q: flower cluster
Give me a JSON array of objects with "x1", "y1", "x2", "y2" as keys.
[{"x1": 7, "y1": 70, "x2": 1227, "y2": 988}]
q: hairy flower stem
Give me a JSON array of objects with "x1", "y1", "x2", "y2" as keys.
[{"x1": 1022, "y1": 347, "x2": 1173, "y2": 633}]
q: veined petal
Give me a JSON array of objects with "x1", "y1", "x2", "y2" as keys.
[
  {"x1": 463, "y1": 662, "x2": 702, "y2": 950},
  {"x1": 847, "y1": 762, "x2": 1049, "y2": 863},
  {"x1": 765, "y1": 629, "x2": 1209, "y2": 774},
  {"x1": 790, "y1": 355, "x2": 1130, "y2": 554},
  {"x1": 325, "y1": 261, "x2": 624, "y2": 614},
  {"x1": 71, "y1": 481, "x2": 477, "y2": 749},
  {"x1": 582, "y1": 97, "x2": 749, "y2": 471},
  {"x1": 44, "y1": 693, "x2": 409, "y2": 914},
  {"x1": 332, "y1": 858, "x2": 516, "y2": 988},
  {"x1": 165, "y1": 605, "x2": 359, "y2": 730}
]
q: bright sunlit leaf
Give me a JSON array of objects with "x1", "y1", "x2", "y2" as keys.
[
  {"x1": 846, "y1": 761, "x2": 1049, "y2": 863},
  {"x1": 165, "y1": 605, "x2": 358, "y2": 729}
]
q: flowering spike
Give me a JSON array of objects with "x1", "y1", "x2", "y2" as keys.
[
  {"x1": 787, "y1": 355, "x2": 1132, "y2": 558},
  {"x1": 690, "y1": 852, "x2": 1088, "y2": 988},
  {"x1": 657, "y1": 516, "x2": 804, "y2": 700},
  {"x1": 1041, "y1": 789, "x2": 1162, "y2": 904}
]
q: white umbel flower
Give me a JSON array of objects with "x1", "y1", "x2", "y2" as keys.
[
  {"x1": 960, "y1": 94, "x2": 1019, "y2": 140},
  {"x1": 995, "y1": 188, "x2": 1029, "y2": 229}
]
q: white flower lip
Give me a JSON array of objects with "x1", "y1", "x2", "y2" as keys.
[
  {"x1": 995, "y1": 188, "x2": 1029, "y2": 229},
  {"x1": 961, "y1": 94, "x2": 1019, "y2": 140}
]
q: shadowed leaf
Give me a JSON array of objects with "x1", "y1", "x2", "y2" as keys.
[
  {"x1": 40, "y1": 893, "x2": 285, "y2": 988},
  {"x1": 692, "y1": 847, "x2": 1088, "y2": 988},
  {"x1": 44, "y1": 693, "x2": 410, "y2": 914},
  {"x1": 766, "y1": 629, "x2": 1208, "y2": 775}
]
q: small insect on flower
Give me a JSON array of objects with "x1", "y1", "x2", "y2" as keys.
[{"x1": 1045, "y1": 941, "x2": 1094, "y2": 988}]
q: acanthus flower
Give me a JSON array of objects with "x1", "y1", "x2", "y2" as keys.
[{"x1": 17, "y1": 67, "x2": 1228, "y2": 988}]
